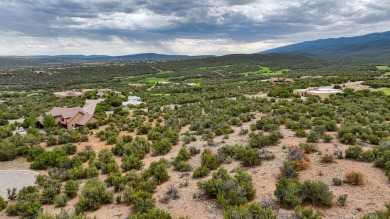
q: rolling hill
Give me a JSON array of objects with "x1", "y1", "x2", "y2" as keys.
[{"x1": 260, "y1": 31, "x2": 390, "y2": 62}]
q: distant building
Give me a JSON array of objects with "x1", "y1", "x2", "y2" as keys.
[
  {"x1": 37, "y1": 107, "x2": 98, "y2": 129},
  {"x1": 268, "y1": 77, "x2": 295, "y2": 84},
  {"x1": 293, "y1": 87, "x2": 342, "y2": 99},
  {"x1": 54, "y1": 91, "x2": 83, "y2": 98},
  {"x1": 122, "y1": 96, "x2": 143, "y2": 106}
]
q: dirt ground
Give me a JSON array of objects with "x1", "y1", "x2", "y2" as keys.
[{"x1": 1, "y1": 112, "x2": 389, "y2": 219}]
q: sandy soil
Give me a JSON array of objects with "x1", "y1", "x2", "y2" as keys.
[{"x1": 1, "y1": 112, "x2": 389, "y2": 219}]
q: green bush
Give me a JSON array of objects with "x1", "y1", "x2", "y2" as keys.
[
  {"x1": 64, "y1": 180, "x2": 79, "y2": 198},
  {"x1": 122, "y1": 155, "x2": 143, "y2": 171},
  {"x1": 198, "y1": 168, "x2": 255, "y2": 207},
  {"x1": 54, "y1": 194, "x2": 69, "y2": 207},
  {"x1": 151, "y1": 138, "x2": 172, "y2": 156},
  {"x1": 7, "y1": 201, "x2": 42, "y2": 218},
  {"x1": 241, "y1": 148, "x2": 262, "y2": 167},
  {"x1": 340, "y1": 133, "x2": 357, "y2": 145},
  {"x1": 129, "y1": 209, "x2": 172, "y2": 219},
  {"x1": 291, "y1": 206, "x2": 323, "y2": 219},
  {"x1": 224, "y1": 202, "x2": 276, "y2": 219},
  {"x1": 74, "y1": 178, "x2": 113, "y2": 214},
  {"x1": 143, "y1": 159, "x2": 170, "y2": 184},
  {"x1": 201, "y1": 149, "x2": 220, "y2": 170},
  {"x1": 26, "y1": 146, "x2": 45, "y2": 162},
  {"x1": 131, "y1": 191, "x2": 155, "y2": 214},
  {"x1": 193, "y1": 166, "x2": 210, "y2": 178},
  {"x1": 299, "y1": 143, "x2": 318, "y2": 154},
  {"x1": 295, "y1": 129, "x2": 307, "y2": 138},
  {"x1": 301, "y1": 180, "x2": 333, "y2": 206},
  {"x1": 0, "y1": 196, "x2": 7, "y2": 211},
  {"x1": 274, "y1": 178, "x2": 302, "y2": 208},
  {"x1": 345, "y1": 146, "x2": 363, "y2": 159}
]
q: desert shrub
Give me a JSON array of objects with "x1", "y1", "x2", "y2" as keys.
[
  {"x1": 198, "y1": 168, "x2": 255, "y2": 207},
  {"x1": 188, "y1": 146, "x2": 200, "y2": 155},
  {"x1": 279, "y1": 161, "x2": 300, "y2": 179},
  {"x1": 374, "y1": 150, "x2": 390, "y2": 168},
  {"x1": 344, "y1": 171, "x2": 364, "y2": 186},
  {"x1": 6, "y1": 200, "x2": 42, "y2": 218},
  {"x1": 61, "y1": 143, "x2": 77, "y2": 155},
  {"x1": 306, "y1": 132, "x2": 320, "y2": 143},
  {"x1": 26, "y1": 146, "x2": 45, "y2": 162},
  {"x1": 152, "y1": 138, "x2": 172, "y2": 156},
  {"x1": 340, "y1": 133, "x2": 357, "y2": 145},
  {"x1": 64, "y1": 180, "x2": 79, "y2": 198},
  {"x1": 122, "y1": 186, "x2": 135, "y2": 205},
  {"x1": 345, "y1": 146, "x2": 363, "y2": 159},
  {"x1": 223, "y1": 202, "x2": 276, "y2": 219},
  {"x1": 337, "y1": 194, "x2": 348, "y2": 206},
  {"x1": 131, "y1": 191, "x2": 155, "y2": 214},
  {"x1": 129, "y1": 209, "x2": 172, "y2": 219},
  {"x1": 74, "y1": 178, "x2": 113, "y2": 214},
  {"x1": 54, "y1": 194, "x2": 69, "y2": 207},
  {"x1": 101, "y1": 161, "x2": 120, "y2": 174},
  {"x1": 332, "y1": 177, "x2": 343, "y2": 186},
  {"x1": 291, "y1": 206, "x2": 323, "y2": 219},
  {"x1": 0, "y1": 196, "x2": 7, "y2": 211},
  {"x1": 321, "y1": 154, "x2": 334, "y2": 163},
  {"x1": 143, "y1": 159, "x2": 170, "y2": 185},
  {"x1": 360, "y1": 150, "x2": 375, "y2": 162},
  {"x1": 7, "y1": 188, "x2": 17, "y2": 200},
  {"x1": 301, "y1": 180, "x2": 333, "y2": 206},
  {"x1": 274, "y1": 178, "x2": 302, "y2": 208},
  {"x1": 288, "y1": 146, "x2": 309, "y2": 170},
  {"x1": 201, "y1": 149, "x2": 220, "y2": 170},
  {"x1": 241, "y1": 148, "x2": 262, "y2": 167},
  {"x1": 193, "y1": 166, "x2": 210, "y2": 178},
  {"x1": 0, "y1": 142, "x2": 19, "y2": 161},
  {"x1": 323, "y1": 134, "x2": 333, "y2": 143},
  {"x1": 122, "y1": 155, "x2": 143, "y2": 171},
  {"x1": 122, "y1": 135, "x2": 133, "y2": 143},
  {"x1": 295, "y1": 129, "x2": 307, "y2": 138},
  {"x1": 299, "y1": 143, "x2": 318, "y2": 154}
]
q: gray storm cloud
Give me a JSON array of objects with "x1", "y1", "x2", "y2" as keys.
[{"x1": 0, "y1": 0, "x2": 389, "y2": 55}]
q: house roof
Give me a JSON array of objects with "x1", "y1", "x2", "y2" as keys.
[
  {"x1": 76, "y1": 114, "x2": 96, "y2": 126},
  {"x1": 48, "y1": 107, "x2": 85, "y2": 119}
]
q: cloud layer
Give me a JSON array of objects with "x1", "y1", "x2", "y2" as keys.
[{"x1": 0, "y1": 0, "x2": 389, "y2": 55}]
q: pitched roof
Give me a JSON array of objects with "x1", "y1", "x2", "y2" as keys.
[
  {"x1": 76, "y1": 114, "x2": 95, "y2": 126},
  {"x1": 48, "y1": 107, "x2": 85, "y2": 119}
]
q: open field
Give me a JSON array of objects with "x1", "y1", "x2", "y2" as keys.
[
  {"x1": 376, "y1": 65, "x2": 390, "y2": 70},
  {"x1": 0, "y1": 54, "x2": 390, "y2": 219},
  {"x1": 140, "y1": 78, "x2": 170, "y2": 84}
]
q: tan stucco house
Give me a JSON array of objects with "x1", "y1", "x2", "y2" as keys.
[{"x1": 38, "y1": 107, "x2": 98, "y2": 129}]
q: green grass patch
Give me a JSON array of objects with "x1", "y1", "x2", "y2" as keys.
[
  {"x1": 158, "y1": 70, "x2": 174, "y2": 74},
  {"x1": 376, "y1": 66, "x2": 390, "y2": 70},
  {"x1": 260, "y1": 66, "x2": 272, "y2": 73},
  {"x1": 378, "y1": 88, "x2": 390, "y2": 95},
  {"x1": 197, "y1": 65, "x2": 234, "y2": 70},
  {"x1": 141, "y1": 78, "x2": 170, "y2": 84},
  {"x1": 152, "y1": 93, "x2": 171, "y2": 96}
]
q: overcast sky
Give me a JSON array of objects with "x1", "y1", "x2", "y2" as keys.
[{"x1": 0, "y1": 0, "x2": 389, "y2": 56}]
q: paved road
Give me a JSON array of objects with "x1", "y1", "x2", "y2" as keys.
[
  {"x1": 0, "y1": 170, "x2": 37, "y2": 198},
  {"x1": 82, "y1": 99, "x2": 104, "y2": 115}
]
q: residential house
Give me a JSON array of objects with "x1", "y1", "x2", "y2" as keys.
[{"x1": 38, "y1": 107, "x2": 98, "y2": 129}]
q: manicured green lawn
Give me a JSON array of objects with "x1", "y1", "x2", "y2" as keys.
[
  {"x1": 259, "y1": 66, "x2": 272, "y2": 73},
  {"x1": 158, "y1": 70, "x2": 174, "y2": 74},
  {"x1": 379, "y1": 88, "x2": 390, "y2": 95},
  {"x1": 141, "y1": 78, "x2": 170, "y2": 84},
  {"x1": 197, "y1": 65, "x2": 234, "y2": 70},
  {"x1": 152, "y1": 93, "x2": 171, "y2": 96},
  {"x1": 376, "y1": 65, "x2": 390, "y2": 70}
]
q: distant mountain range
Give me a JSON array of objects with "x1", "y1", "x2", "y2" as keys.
[
  {"x1": 33, "y1": 53, "x2": 212, "y2": 61},
  {"x1": 0, "y1": 53, "x2": 212, "y2": 70},
  {"x1": 260, "y1": 31, "x2": 390, "y2": 62}
]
